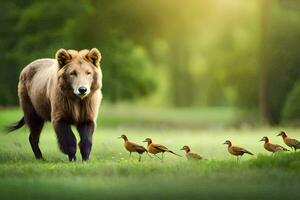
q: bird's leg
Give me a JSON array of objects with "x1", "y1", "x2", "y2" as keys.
[
  {"x1": 161, "y1": 153, "x2": 164, "y2": 161},
  {"x1": 147, "y1": 152, "x2": 152, "y2": 158},
  {"x1": 138, "y1": 154, "x2": 141, "y2": 162},
  {"x1": 154, "y1": 154, "x2": 162, "y2": 160},
  {"x1": 129, "y1": 152, "x2": 132, "y2": 158}
]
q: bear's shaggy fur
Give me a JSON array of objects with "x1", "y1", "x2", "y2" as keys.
[{"x1": 8, "y1": 48, "x2": 102, "y2": 161}]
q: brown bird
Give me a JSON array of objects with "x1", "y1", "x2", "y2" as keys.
[
  {"x1": 223, "y1": 140, "x2": 254, "y2": 161},
  {"x1": 180, "y1": 145, "x2": 206, "y2": 160},
  {"x1": 119, "y1": 134, "x2": 148, "y2": 162},
  {"x1": 260, "y1": 136, "x2": 289, "y2": 153},
  {"x1": 277, "y1": 131, "x2": 300, "y2": 151},
  {"x1": 143, "y1": 138, "x2": 182, "y2": 160}
]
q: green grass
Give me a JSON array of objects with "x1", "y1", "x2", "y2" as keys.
[
  {"x1": 98, "y1": 104, "x2": 238, "y2": 128},
  {"x1": 0, "y1": 106, "x2": 300, "y2": 200}
]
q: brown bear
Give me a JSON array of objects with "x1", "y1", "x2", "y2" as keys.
[{"x1": 7, "y1": 48, "x2": 102, "y2": 161}]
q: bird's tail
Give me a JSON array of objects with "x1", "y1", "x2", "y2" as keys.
[
  {"x1": 5, "y1": 117, "x2": 25, "y2": 133},
  {"x1": 168, "y1": 150, "x2": 182, "y2": 157},
  {"x1": 245, "y1": 151, "x2": 254, "y2": 155}
]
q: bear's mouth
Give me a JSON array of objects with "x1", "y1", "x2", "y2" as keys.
[{"x1": 77, "y1": 93, "x2": 87, "y2": 99}]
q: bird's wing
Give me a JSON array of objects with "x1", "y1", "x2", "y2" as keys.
[
  {"x1": 190, "y1": 152, "x2": 202, "y2": 159},
  {"x1": 128, "y1": 142, "x2": 147, "y2": 153},
  {"x1": 291, "y1": 139, "x2": 300, "y2": 148},
  {"x1": 135, "y1": 145, "x2": 147, "y2": 153},
  {"x1": 231, "y1": 146, "x2": 248, "y2": 153},
  {"x1": 153, "y1": 144, "x2": 169, "y2": 152},
  {"x1": 273, "y1": 144, "x2": 288, "y2": 151}
]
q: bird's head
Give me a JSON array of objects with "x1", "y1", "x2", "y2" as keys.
[
  {"x1": 260, "y1": 136, "x2": 268, "y2": 142},
  {"x1": 118, "y1": 134, "x2": 128, "y2": 141},
  {"x1": 180, "y1": 145, "x2": 190, "y2": 152},
  {"x1": 277, "y1": 131, "x2": 287, "y2": 138},
  {"x1": 143, "y1": 138, "x2": 152, "y2": 145},
  {"x1": 223, "y1": 140, "x2": 232, "y2": 146}
]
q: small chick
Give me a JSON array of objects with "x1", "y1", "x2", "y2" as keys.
[
  {"x1": 180, "y1": 145, "x2": 206, "y2": 160},
  {"x1": 260, "y1": 136, "x2": 288, "y2": 153},
  {"x1": 277, "y1": 131, "x2": 300, "y2": 151},
  {"x1": 143, "y1": 138, "x2": 182, "y2": 161},
  {"x1": 119, "y1": 134, "x2": 147, "y2": 162},
  {"x1": 224, "y1": 140, "x2": 254, "y2": 161}
]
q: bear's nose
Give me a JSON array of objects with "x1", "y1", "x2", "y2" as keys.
[{"x1": 78, "y1": 87, "x2": 87, "y2": 95}]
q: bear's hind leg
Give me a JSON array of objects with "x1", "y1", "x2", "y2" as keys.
[
  {"x1": 20, "y1": 90, "x2": 45, "y2": 160},
  {"x1": 28, "y1": 117, "x2": 44, "y2": 160}
]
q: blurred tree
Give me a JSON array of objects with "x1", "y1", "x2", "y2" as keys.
[
  {"x1": 282, "y1": 81, "x2": 300, "y2": 125},
  {"x1": 259, "y1": 0, "x2": 271, "y2": 124},
  {"x1": 66, "y1": 0, "x2": 157, "y2": 101},
  {"x1": 100, "y1": 41, "x2": 156, "y2": 102},
  {"x1": 0, "y1": 0, "x2": 156, "y2": 105},
  {"x1": 1, "y1": 0, "x2": 300, "y2": 127},
  {"x1": 261, "y1": 2, "x2": 300, "y2": 124},
  {"x1": 0, "y1": 0, "x2": 87, "y2": 105},
  {"x1": 0, "y1": 1, "x2": 25, "y2": 105}
]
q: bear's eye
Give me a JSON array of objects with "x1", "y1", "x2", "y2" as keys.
[
  {"x1": 86, "y1": 71, "x2": 92, "y2": 75},
  {"x1": 70, "y1": 71, "x2": 77, "y2": 76}
]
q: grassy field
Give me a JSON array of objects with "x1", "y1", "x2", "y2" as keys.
[{"x1": 1, "y1": 106, "x2": 300, "y2": 200}]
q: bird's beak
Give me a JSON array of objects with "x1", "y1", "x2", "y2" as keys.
[
  {"x1": 276, "y1": 133, "x2": 280, "y2": 136},
  {"x1": 142, "y1": 140, "x2": 147, "y2": 142},
  {"x1": 118, "y1": 137, "x2": 122, "y2": 139},
  {"x1": 259, "y1": 138, "x2": 264, "y2": 142},
  {"x1": 223, "y1": 142, "x2": 227, "y2": 145},
  {"x1": 180, "y1": 148, "x2": 184, "y2": 150}
]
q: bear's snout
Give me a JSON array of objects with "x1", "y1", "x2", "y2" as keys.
[
  {"x1": 78, "y1": 86, "x2": 87, "y2": 95},
  {"x1": 74, "y1": 86, "x2": 90, "y2": 98}
]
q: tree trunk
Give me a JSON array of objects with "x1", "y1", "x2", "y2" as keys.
[{"x1": 259, "y1": 0, "x2": 273, "y2": 125}]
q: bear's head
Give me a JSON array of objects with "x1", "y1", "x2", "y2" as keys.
[{"x1": 56, "y1": 48, "x2": 102, "y2": 99}]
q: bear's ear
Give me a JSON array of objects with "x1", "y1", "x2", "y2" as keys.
[
  {"x1": 56, "y1": 49, "x2": 72, "y2": 68},
  {"x1": 86, "y1": 48, "x2": 101, "y2": 67}
]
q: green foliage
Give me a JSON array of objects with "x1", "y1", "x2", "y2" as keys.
[
  {"x1": 281, "y1": 81, "x2": 300, "y2": 125},
  {"x1": 1, "y1": 0, "x2": 300, "y2": 126},
  {"x1": 0, "y1": 0, "x2": 156, "y2": 105},
  {"x1": 0, "y1": 0, "x2": 88, "y2": 105},
  {"x1": 263, "y1": 3, "x2": 300, "y2": 124},
  {"x1": 101, "y1": 42, "x2": 156, "y2": 102}
]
